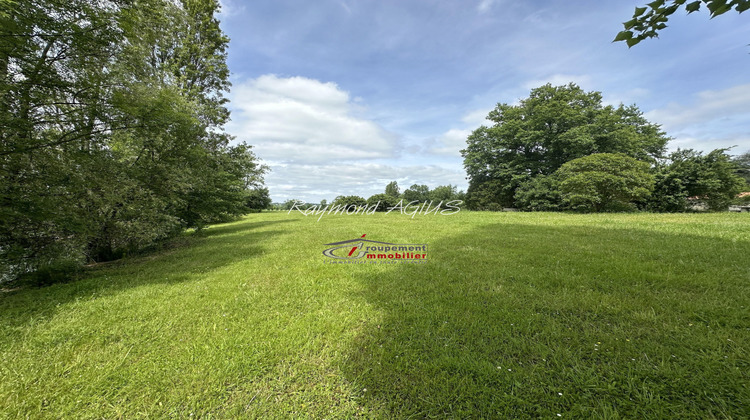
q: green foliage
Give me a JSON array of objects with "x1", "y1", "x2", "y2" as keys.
[
  {"x1": 402, "y1": 184, "x2": 430, "y2": 202},
  {"x1": 514, "y1": 175, "x2": 563, "y2": 211},
  {"x1": 462, "y1": 84, "x2": 668, "y2": 210},
  {"x1": 664, "y1": 149, "x2": 745, "y2": 210},
  {"x1": 556, "y1": 153, "x2": 655, "y2": 212},
  {"x1": 733, "y1": 151, "x2": 750, "y2": 187},
  {"x1": 366, "y1": 194, "x2": 400, "y2": 212},
  {"x1": 385, "y1": 181, "x2": 400, "y2": 197},
  {"x1": 282, "y1": 199, "x2": 303, "y2": 210},
  {"x1": 246, "y1": 188, "x2": 272, "y2": 211},
  {"x1": 0, "y1": 0, "x2": 267, "y2": 281},
  {"x1": 648, "y1": 170, "x2": 689, "y2": 212},
  {"x1": 429, "y1": 185, "x2": 458, "y2": 202},
  {"x1": 465, "y1": 179, "x2": 508, "y2": 211},
  {"x1": 615, "y1": 0, "x2": 749, "y2": 47},
  {"x1": 14, "y1": 259, "x2": 82, "y2": 287},
  {"x1": 332, "y1": 195, "x2": 367, "y2": 209}
]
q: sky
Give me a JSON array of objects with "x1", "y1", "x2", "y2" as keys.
[{"x1": 216, "y1": 0, "x2": 750, "y2": 203}]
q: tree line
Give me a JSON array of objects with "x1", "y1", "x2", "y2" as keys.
[
  {"x1": 279, "y1": 181, "x2": 465, "y2": 212},
  {"x1": 462, "y1": 84, "x2": 749, "y2": 212},
  {"x1": 0, "y1": 0, "x2": 268, "y2": 284}
]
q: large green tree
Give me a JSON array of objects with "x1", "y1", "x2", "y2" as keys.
[
  {"x1": 0, "y1": 0, "x2": 267, "y2": 282},
  {"x1": 462, "y1": 84, "x2": 669, "y2": 210}
]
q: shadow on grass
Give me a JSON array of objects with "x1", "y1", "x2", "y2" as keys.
[
  {"x1": 0, "y1": 218, "x2": 296, "y2": 335},
  {"x1": 341, "y1": 223, "x2": 750, "y2": 418},
  {"x1": 198, "y1": 219, "x2": 295, "y2": 238}
]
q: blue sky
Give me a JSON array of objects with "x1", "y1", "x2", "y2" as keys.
[{"x1": 217, "y1": 0, "x2": 750, "y2": 203}]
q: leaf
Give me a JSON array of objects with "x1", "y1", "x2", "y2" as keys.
[
  {"x1": 634, "y1": 6, "x2": 648, "y2": 16},
  {"x1": 623, "y1": 18, "x2": 638, "y2": 29},
  {"x1": 626, "y1": 38, "x2": 642, "y2": 47},
  {"x1": 647, "y1": 0, "x2": 665, "y2": 9},
  {"x1": 685, "y1": 1, "x2": 702, "y2": 13},
  {"x1": 613, "y1": 30, "x2": 634, "y2": 42},
  {"x1": 706, "y1": 0, "x2": 731, "y2": 15},
  {"x1": 710, "y1": 3, "x2": 732, "y2": 16}
]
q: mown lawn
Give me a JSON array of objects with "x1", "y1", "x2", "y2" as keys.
[{"x1": 1, "y1": 211, "x2": 749, "y2": 418}]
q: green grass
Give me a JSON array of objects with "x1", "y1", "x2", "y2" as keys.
[{"x1": 1, "y1": 211, "x2": 749, "y2": 418}]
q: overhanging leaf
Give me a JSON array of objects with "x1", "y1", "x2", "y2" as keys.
[
  {"x1": 626, "y1": 38, "x2": 641, "y2": 47},
  {"x1": 685, "y1": 1, "x2": 701, "y2": 13},
  {"x1": 647, "y1": 0, "x2": 666, "y2": 9},
  {"x1": 614, "y1": 31, "x2": 634, "y2": 42}
]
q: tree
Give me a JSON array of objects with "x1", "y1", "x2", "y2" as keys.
[
  {"x1": 402, "y1": 184, "x2": 430, "y2": 202},
  {"x1": 556, "y1": 153, "x2": 655, "y2": 212},
  {"x1": 647, "y1": 170, "x2": 689, "y2": 212},
  {"x1": 246, "y1": 188, "x2": 272, "y2": 211},
  {"x1": 0, "y1": 0, "x2": 267, "y2": 282},
  {"x1": 615, "y1": 0, "x2": 749, "y2": 47},
  {"x1": 465, "y1": 179, "x2": 506, "y2": 211},
  {"x1": 662, "y1": 149, "x2": 745, "y2": 210},
  {"x1": 733, "y1": 151, "x2": 750, "y2": 187},
  {"x1": 514, "y1": 176, "x2": 563, "y2": 211},
  {"x1": 462, "y1": 84, "x2": 668, "y2": 209},
  {"x1": 283, "y1": 199, "x2": 302, "y2": 210},
  {"x1": 430, "y1": 185, "x2": 459, "y2": 202},
  {"x1": 332, "y1": 195, "x2": 367, "y2": 209},
  {"x1": 385, "y1": 181, "x2": 400, "y2": 197},
  {"x1": 366, "y1": 194, "x2": 399, "y2": 212}
]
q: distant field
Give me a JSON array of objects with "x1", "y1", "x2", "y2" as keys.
[{"x1": 1, "y1": 211, "x2": 749, "y2": 418}]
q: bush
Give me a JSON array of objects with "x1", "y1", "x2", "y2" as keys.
[
  {"x1": 366, "y1": 194, "x2": 400, "y2": 211},
  {"x1": 556, "y1": 153, "x2": 654, "y2": 212},
  {"x1": 514, "y1": 175, "x2": 562, "y2": 211},
  {"x1": 16, "y1": 259, "x2": 82, "y2": 287},
  {"x1": 647, "y1": 171, "x2": 688, "y2": 212}
]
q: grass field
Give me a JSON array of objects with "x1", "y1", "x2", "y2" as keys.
[{"x1": 1, "y1": 211, "x2": 749, "y2": 418}]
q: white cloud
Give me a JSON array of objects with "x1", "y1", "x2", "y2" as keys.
[
  {"x1": 522, "y1": 74, "x2": 593, "y2": 90},
  {"x1": 227, "y1": 74, "x2": 397, "y2": 164},
  {"x1": 645, "y1": 83, "x2": 750, "y2": 132},
  {"x1": 218, "y1": 0, "x2": 243, "y2": 18},
  {"x1": 226, "y1": 74, "x2": 469, "y2": 203},
  {"x1": 668, "y1": 135, "x2": 750, "y2": 154},
  {"x1": 430, "y1": 108, "x2": 493, "y2": 156},
  {"x1": 602, "y1": 88, "x2": 651, "y2": 107},
  {"x1": 645, "y1": 83, "x2": 750, "y2": 153},
  {"x1": 431, "y1": 129, "x2": 472, "y2": 156},
  {"x1": 460, "y1": 108, "x2": 493, "y2": 126}
]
